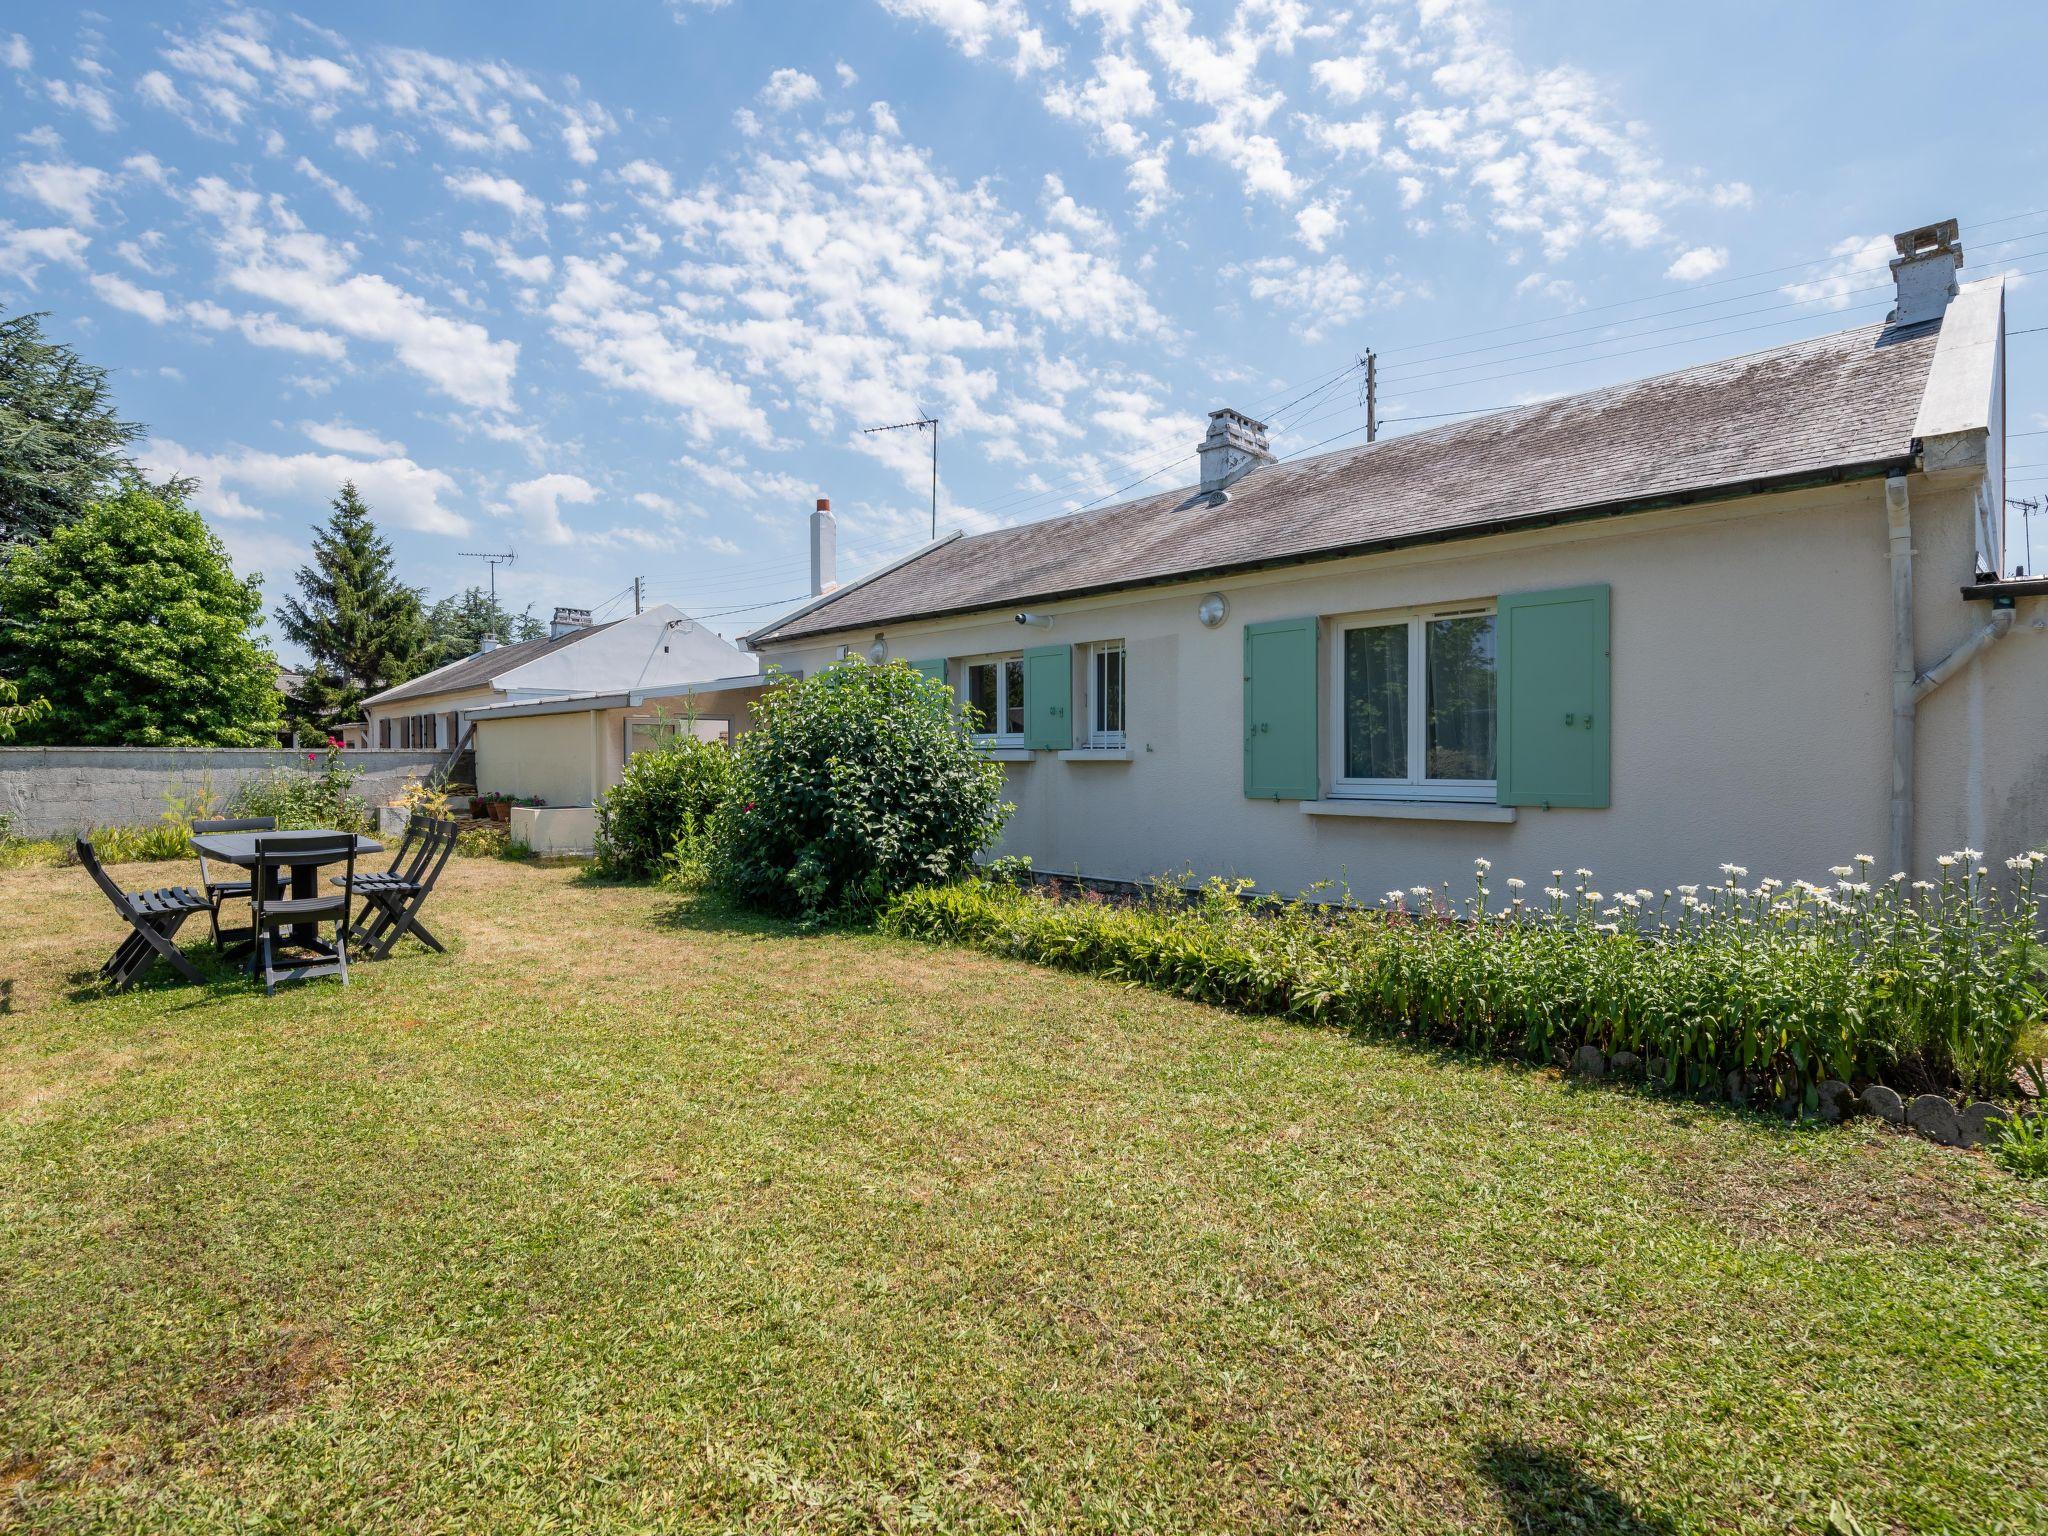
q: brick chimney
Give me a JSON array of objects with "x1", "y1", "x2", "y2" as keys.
[
  {"x1": 1887, "y1": 218, "x2": 1963, "y2": 327},
  {"x1": 1197, "y1": 409, "x2": 1274, "y2": 497}
]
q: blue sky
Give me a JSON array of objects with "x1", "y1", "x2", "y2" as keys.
[{"x1": 4, "y1": 1, "x2": 2046, "y2": 661}]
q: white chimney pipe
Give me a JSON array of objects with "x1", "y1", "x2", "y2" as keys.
[
  {"x1": 810, "y1": 497, "x2": 837, "y2": 596},
  {"x1": 1887, "y1": 218, "x2": 1962, "y2": 328}
]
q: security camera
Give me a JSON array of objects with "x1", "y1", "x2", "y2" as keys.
[{"x1": 1014, "y1": 612, "x2": 1052, "y2": 628}]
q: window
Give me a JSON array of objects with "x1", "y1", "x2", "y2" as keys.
[
  {"x1": 1084, "y1": 641, "x2": 1126, "y2": 747},
  {"x1": 397, "y1": 712, "x2": 439, "y2": 750},
  {"x1": 1332, "y1": 605, "x2": 1497, "y2": 799},
  {"x1": 964, "y1": 655, "x2": 1026, "y2": 743}
]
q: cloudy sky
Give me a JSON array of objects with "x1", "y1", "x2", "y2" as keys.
[{"x1": 4, "y1": 1, "x2": 2045, "y2": 659}]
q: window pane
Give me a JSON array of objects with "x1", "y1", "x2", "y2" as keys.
[
  {"x1": 1343, "y1": 625, "x2": 1407, "y2": 779},
  {"x1": 1003, "y1": 658, "x2": 1025, "y2": 735},
  {"x1": 967, "y1": 663, "x2": 996, "y2": 733},
  {"x1": 1426, "y1": 614, "x2": 1497, "y2": 780},
  {"x1": 1102, "y1": 647, "x2": 1124, "y2": 734}
]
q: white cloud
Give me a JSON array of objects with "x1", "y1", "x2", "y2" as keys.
[
  {"x1": 302, "y1": 419, "x2": 404, "y2": 457},
  {"x1": 44, "y1": 76, "x2": 120, "y2": 132},
  {"x1": 1294, "y1": 199, "x2": 1343, "y2": 252},
  {"x1": 90, "y1": 270, "x2": 174, "y2": 323},
  {"x1": 758, "y1": 69, "x2": 821, "y2": 111},
  {"x1": 333, "y1": 123, "x2": 383, "y2": 158},
  {"x1": 1663, "y1": 245, "x2": 1728, "y2": 283},
  {"x1": 445, "y1": 169, "x2": 544, "y2": 230},
  {"x1": 142, "y1": 436, "x2": 468, "y2": 534},
  {"x1": 6, "y1": 160, "x2": 112, "y2": 226},
  {"x1": 1310, "y1": 54, "x2": 1383, "y2": 104},
  {"x1": 1781, "y1": 234, "x2": 1891, "y2": 310},
  {"x1": 1234, "y1": 253, "x2": 1421, "y2": 343},
  {"x1": 505, "y1": 471, "x2": 598, "y2": 544},
  {"x1": 294, "y1": 156, "x2": 371, "y2": 220},
  {"x1": 2, "y1": 34, "x2": 30, "y2": 71},
  {"x1": 0, "y1": 223, "x2": 90, "y2": 286},
  {"x1": 874, "y1": 0, "x2": 1059, "y2": 76}
]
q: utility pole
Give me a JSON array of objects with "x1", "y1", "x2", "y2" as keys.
[
  {"x1": 1364, "y1": 350, "x2": 1377, "y2": 443},
  {"x1": 2010, "y1": 496, "x2": 2042, "y2": 577},
  {"x1": 633, "y1": 575, "x2": 643, "y2": 615},
  {"x1": 863, "y1": 414, "x2": 940, "y2": 539},
  {"x1": 460, "y1": 549, "x2": 517, "y2": 601}
]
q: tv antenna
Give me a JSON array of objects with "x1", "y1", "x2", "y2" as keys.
[
  {"x1": 460, "y1": 548, "x2": 517, "y2": 600},
  {"x1": 862, "y1": 413, "x2": 939, "y2": 539}
]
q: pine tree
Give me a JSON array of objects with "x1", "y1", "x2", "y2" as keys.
[
  {"x1": 423, "y1": 586, "x2": 546, "y2": 666},
  {"x1": 274, "y1": 482, "x2": 428, "y2": 736}
]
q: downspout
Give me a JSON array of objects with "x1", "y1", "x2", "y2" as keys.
[
  {"x1": 1887, "y1": 469, "x2": 2018, "y2": 874},
  {"x1": 1887, "y1": 474, "x2": 1915, "y2": 876}
]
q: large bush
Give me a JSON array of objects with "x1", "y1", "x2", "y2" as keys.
[
  {"x1": 230, "y1": 745, "x2": 374, "y2": 833},
  {"x1": 594, "y1": 734, "x2": 735, "y2": 879},
  {"x1": 708, "y1": 660, "x2": 1010, "y2": 920},
  {"x1": 885, "y1": 852, "x2": 2048, "y2": 1102}
]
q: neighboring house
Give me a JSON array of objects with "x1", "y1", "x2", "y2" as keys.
[
  {"x1": 362, "y1": 603, "x2": 754, "y2": 773},
  {"x1": 746, "y1": 221, "x2": 2046, "y2": 895}
]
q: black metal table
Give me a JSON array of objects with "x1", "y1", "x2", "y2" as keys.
[{"x1": 188, "y1": 830, "x2": 382, "y2": 957}]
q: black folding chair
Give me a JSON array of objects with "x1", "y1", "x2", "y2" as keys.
[
  {"x1": 191, "y1": 815, "x2": 276, "y2": 946},
  {"x1": 337, "y1": 816, "x2": 456, "y2": 960},
  {"x1": 77, "y1": 838, "x2": 209, "y2": 991},
  {"x1": 250, "y1": 832, "x2": 357, "y2": 995}
]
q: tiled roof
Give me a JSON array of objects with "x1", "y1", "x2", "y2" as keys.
[
  {"x1": 365, "y1": 622, "x2": 619, "y2": 707},
  {"x1": 749, "y1": 318, "x2": 1939, "y2": 646}
]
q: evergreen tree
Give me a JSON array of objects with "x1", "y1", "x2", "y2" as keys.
[
  {"x1": 274, "y1": 482, "x2": 428, "y2": 734},
  {"x1": 0, "y1": 489, "x2": 280, "y2": 745},
  {"x1": 0, "y1": 311, "x2": 191, "y2": 547},
  {"x1": 424, "y1": 586, "x2": 545, "y2": 666}
]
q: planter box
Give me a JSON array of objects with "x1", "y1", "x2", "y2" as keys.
[{"x1": 509, "y1": 804, "x2": 596, "y2": 856}]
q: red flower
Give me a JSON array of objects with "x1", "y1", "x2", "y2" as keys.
[
  {"x1": 744, "y1": 801, "x2": 756, "y2": 813},
  {"x1": 306, "y1": 751, "x2": 317, "y2": 763}
]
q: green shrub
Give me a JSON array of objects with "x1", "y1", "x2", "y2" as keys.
[
  {"x1": 707, "y1": 660, "x2": 1010, "y2": 921},
  {"x1": 1993, "y1": 1112, "x2": 2048, "y2": 1179},
  {"x1": 883, "y1": 851, "x2": 2047, "y2": 1103},
  {"x1": 593, "y1": 734, "x2": 735, "y2": 880},
  {"x1": 230, "y1": 746, "x2": 373, "y2": 833}
]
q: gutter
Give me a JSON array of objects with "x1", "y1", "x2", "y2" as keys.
[{"x1": 755, "y1": 455, "x2": 1914, "y2": 647}]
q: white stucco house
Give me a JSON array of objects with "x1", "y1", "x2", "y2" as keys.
[{"x1": 744, "y1": 220, "x2": 2046, "y2": 897}]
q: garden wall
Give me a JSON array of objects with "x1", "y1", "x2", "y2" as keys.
[{"x1": 0, "y1": 747, "x2": 446, "y2": 836}]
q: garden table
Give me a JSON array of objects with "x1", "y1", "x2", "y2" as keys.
[{"x1": 188, "y1": 830, "x2": 382, "y2": 960}]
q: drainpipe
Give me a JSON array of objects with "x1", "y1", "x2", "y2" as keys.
[
  {"x1": 1886, "y1": 469, "x2": 2018, "y2": 875},
  {"x1": 1887, "y1": 474, "x2": 1914, "y2": 876}
]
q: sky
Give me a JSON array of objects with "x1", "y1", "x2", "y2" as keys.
[{"x1": 4, "y1": 0, "x2": 2046, "y2": 663}]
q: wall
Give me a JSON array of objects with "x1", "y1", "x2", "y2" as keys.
[
  {"x1": 0, "y1": 747, "x2": 446, "y2": 837},
  {"x1": 759, "y1": 471, "x2": 2048, "y2": 898},
  {"x1": 473, "y1": 712, "x2": 602, "y2": 807}
]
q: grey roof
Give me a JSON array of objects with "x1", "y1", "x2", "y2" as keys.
[
  {"x1": 366, "y1": 621, "x2": 620, "y2": 707},
  {"x1": 749, "y1": 318, "x2": 1939, "y2": 646}
]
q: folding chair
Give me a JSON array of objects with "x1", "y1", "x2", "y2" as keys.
[
  {"x1": 191, "y1": 815, "x2": 276, "y2": 946},
  {"x1": 337, "y1": 816, "x2": 456, "y2": 960},
  {"x1": 77, "y1": 838, "x2": 209, "y2": 991},
  {"x1": 250, "y1": 832, "x2": 357, "y2": 995}
]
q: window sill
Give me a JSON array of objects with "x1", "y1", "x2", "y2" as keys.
[
  {"x1": 978, "y1": 747, "x2": 1036, "y2": 762},
  {"x1": 1303, "y1": 799, "x2": 1517, "y2": 824},
  {"x1": 1057, "y1": 747, "x2": 1134, "y2": 762}
]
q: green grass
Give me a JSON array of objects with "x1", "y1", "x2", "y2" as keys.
[{"x1": 2, "y1": 859, "x2": 2044, "y2": 1534}]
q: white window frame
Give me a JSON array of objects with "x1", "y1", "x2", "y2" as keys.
[
  {"x1": 960, "y1": 653, "x2": 1027, "y2": 746},
  {"x1": 1328, "y1": 601, "x2": 1497, "y2": 803},
  {"x1": 1082, "y1": 640, "x2": 1127, "y2": 749}
]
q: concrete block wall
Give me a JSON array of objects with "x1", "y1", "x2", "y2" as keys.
[{"x1": 0, "y1": 748, "x2": 447, "y2": 837}]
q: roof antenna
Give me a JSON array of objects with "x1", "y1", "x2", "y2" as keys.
[
  {"x1": 460, "y1": 548, "x2": 517, "y2": 601},
  {"x1": 863, "y1": 412, "x2": 939, "y2": 539}
]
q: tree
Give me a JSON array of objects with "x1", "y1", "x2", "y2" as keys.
[
  {"x1": 0, "y1": 675, "x2": 48, "y2": 740},
  {"x1": 424, "y1": 585, "x2": 545, "y2": 666},
  {"x1": 0, "y1": 311, "x2": 190, "y2": 548},
  {"x1": 0, "y1": 489, "x2": 281, "y2": 745},
  {"x1": 274, "y1": 482, "x2": 428, "y2": 734}
]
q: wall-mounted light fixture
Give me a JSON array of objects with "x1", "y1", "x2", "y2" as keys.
[
  {"x1": 868, "y1": 634, "x2": 888, "y2": 663},
  {"x1": 1014, "y1": 612, "x2": 1053, "y2": 628},
  {"x1": 1197, "y1": 592, "x2": 1229, "y2": 628}
]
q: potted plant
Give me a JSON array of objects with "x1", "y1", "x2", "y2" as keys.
[{"x1": 475, "y1": 791, "x2": 513, "y2": 823}]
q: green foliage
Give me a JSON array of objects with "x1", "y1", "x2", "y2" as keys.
[
  {"x1": 0, "y1": 674, "x2": 48, "y2": 740},
  {"x1": 593, "y1": 731, "x2": 735, "y2": 880},
  {"x1": 229, "y1": 745, "x2": 373, "y2": 833},
  {"x1": 884, "y1": 849, "x2": 2048, "y2": 1102},
  {"x1": 1993, "y1": 1111, "x2": 2048, "y2": 1179},
  {"x1": 707, "y1": 660, "x2": 1011, "y2": 921},
  {"x1": 274, "y1": 482, "x2": 429, "y2": 735},
  {"x1": 0, "y1": 489, "x2": 280, "y2": 745},
  {"x1": 424, "y1": 586, "x2": 545, "y2": 667},
  {"x1": 0, "y1": 311, "x2": 190, "y2": 546}
]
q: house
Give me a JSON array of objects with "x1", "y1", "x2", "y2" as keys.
[
  {"x1": 360, "y1": 605, "x2": 757, "y2": 832},
  {"x1": 745, "y1": 220, "x2": 2046, "y2": 897}
]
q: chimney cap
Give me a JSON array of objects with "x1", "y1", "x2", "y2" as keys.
[{"x1": 815, "y1": 497, "x2": 831, "y2": 513}]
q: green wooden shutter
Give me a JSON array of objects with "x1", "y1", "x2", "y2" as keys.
[
  {"x1": 1496, "y1": 584, "x2": 1610, "y2": 808},
  {"x1": 1243, "y1": 618, "x2": 1320, "y2": 800},
  {"x1": 1022, "y1": 645, "x2": 1072, "y2": 750},
  {"x1": 907, "y1": 658, "x2": 947, "y2": 684}
]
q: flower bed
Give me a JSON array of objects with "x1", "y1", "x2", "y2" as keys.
[{"x1": 883, "y1": 851, "x2": 2047, "y2": 1109}]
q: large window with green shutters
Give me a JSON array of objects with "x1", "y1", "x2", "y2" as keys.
[{"x1": 1327, "y1": 603, "x2": 1498, "y2": 801}]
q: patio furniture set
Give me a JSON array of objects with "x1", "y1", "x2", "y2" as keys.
[{"x1": 81, "y1": 814, "x2": 458, "y2": 994}]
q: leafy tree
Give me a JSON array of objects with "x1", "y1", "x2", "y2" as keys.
[
  {"x1": 424, "y1": 585, "x2": 545, "y2": 665},
  {"x1": 0, "y1": 311, "x2": 189, "y2": 548},
  {"x1": 707, "y1": 659, "x2": 1011, "y2": 920},
  {"x1": 0, "y1": 489, "x2": 281, "y2": 745},
  {"x1": 0, "y1": 674, "x2": 48, "y2": 740},
  {"x1": 274, "y1": 482, "x2": 429, "y2": 734}
]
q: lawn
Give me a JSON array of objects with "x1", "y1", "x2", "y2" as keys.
[{"x1": 2, "y1": 856, "x2": 2044, "y2": 1534}]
